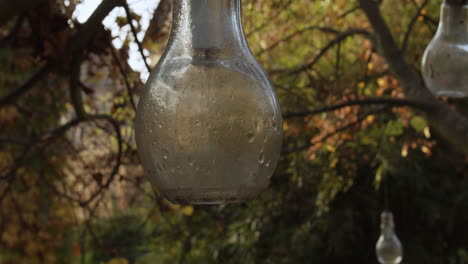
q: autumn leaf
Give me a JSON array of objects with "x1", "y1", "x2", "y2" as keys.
[{"x1": 106, "y1": 258, "x2": 129, "y2": 264}]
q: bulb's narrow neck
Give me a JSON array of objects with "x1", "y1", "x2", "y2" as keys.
[
  {"x1": 170, "y1": 0, "x2": 247, "y2": 58},
  {"x1": 382, "y1": 226, "x2": 395, "y2": 237},
  {"x1": 438, "y1": 3, "x2": 468, "y2": 37},
  {"x1": 444, "y1": 0, "x2": 468, "y2": 5}
]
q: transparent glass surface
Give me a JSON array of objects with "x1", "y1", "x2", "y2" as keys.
[
  {"x1": 135, "y1": 0, "x2": 282, "y2": 204},
  {"x1": 422, "y1": 3, "x2": 468, "y2": 98},
  {"x1": 376, "y1": 212, "x2": 403, "y2": 264}
]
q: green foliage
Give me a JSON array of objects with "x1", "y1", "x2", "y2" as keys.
[
  {"x1": 1, "y1": 0, "x2": 468, "y2": 263},
  {"x1": 89, "y1": 213, "x2": 148, "y2": 264}
]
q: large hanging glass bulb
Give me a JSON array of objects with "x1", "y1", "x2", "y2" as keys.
[
  {"x1": 376, "y1": 211, "x2": 403, "y2": 264},
  {"x1": 135, "y1": 0, "x2": 282, "y2": 204},
  {"x1": 422, "y1": 0, "x2": 468, "y2": 98}
]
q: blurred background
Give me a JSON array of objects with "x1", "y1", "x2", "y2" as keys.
[{"x1": 1, "y1": 0, "x2": 468, "y2": 263}]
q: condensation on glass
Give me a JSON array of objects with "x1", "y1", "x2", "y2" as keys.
[
  {"x1": 376, "y1": 211, "x2": 403, "y2": 264},
  {"x1": 422, "y1": 1, "x2": 468, "y2": 98},
  {"x1": 135, "y1": 0, "x2": 282, "y2": 204}
]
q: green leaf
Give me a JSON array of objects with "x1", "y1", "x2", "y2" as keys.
[
  {"x1": 385, "y1": 120, "x2": 404, "y2": 136},
  {"x1": 410, "y1": 116, "x2": 428, "y2": 133}
]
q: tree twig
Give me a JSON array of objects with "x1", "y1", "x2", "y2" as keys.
[
  {"x1": 270, "y1": 29, "x2": 375, "y2": 75},
  {"x1": 0, "y1": 63, "x2": 52, "y2": 108},
  {"x1": 402, "y1": 0, "x2": 429, "y2": 54},
  {"x1": 283, "y1": 107, "x2": 387, "y2": 154},
  {"x1": 123, "y1": 1, "x2": 152, "y2": 73},
  {"x1": 283, "y1": 97, "x2": 429, "y2": 119},
  {"x1": 0, "y1": 14, "x2": 25, "y2": 47},
  {"x1": 109, "y1": 42, "x2": 137, "y2": 110}
]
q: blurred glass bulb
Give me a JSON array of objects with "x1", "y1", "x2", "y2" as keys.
[
  {"x1": 422, "y1": 1, "x2": 468, "y2": 98},
  {"x1": 135, "y1": 0, "x2": 282, "y2": 204},
  {"x1": 376, "y1": 211, "x2": 403, "y2": 264}
]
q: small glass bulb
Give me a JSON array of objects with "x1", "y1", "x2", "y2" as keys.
[
  {"x1": 422, "y1": 1, "x2": 468, "y2": 98},
  {"x1": 135, "y1": 0, "x2": 282, "y2": 204},
  {"x1": 376, "y1": 211, "x2": 403, "y2": 264}
]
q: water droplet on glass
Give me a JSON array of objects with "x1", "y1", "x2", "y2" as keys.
[
  {"x1": 247, "y1": 131, "x2": 255, "y2": 143},
  {"x1": 265, "y1": 160, "x2": 271, "y2": 167},
  {"x1": 162, "y1": 149, "x2": 169, "y2": 159},
  {"x1": 272, "y1": 116, "x2": 278, "y2": 131},
  {"x1": 263, "y1": 133, "x2": 268, "y2": 143},
  {"x1": 195, "y1": 119, "x2": 201, "y2": 126},
  {"x1": 258, "y1": 151, "x2": 265, "y2": 164}
]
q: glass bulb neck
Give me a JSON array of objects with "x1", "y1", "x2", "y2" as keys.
[
  {"x1": 438, "y1": 3, "x2": 468, "y2": 38},
  {"x1": 444, "y1": 0, "x2": 468, "y2": 5},
  {"x1": 170, "y1": 0, "x2": 247, "y2": 58},
  {"x1": 381, "y1": 226, "x2": 395, "y2": 237}
]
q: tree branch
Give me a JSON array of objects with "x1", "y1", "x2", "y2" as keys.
[
  {"x1": 123, "y1": 1, "x2": 152, "y2": 73},
  {"x1": 0, "y1": 14, "x2": 25, "y2": 47},
  {"x1": 283, "y1": 107, "x2": 387, "y2": 154},
  {"x1": 283, "y1": 97, "x2": 428, "y2": 119},
  {"x1": 70, "y1": 0, "x2": 125, "y2": 55},
  {"x1": 109, "y1": 41, "x2": 137, "y2": 111},
  {"x1": 270, "y1": 29, "x2": 375, "y2": 75},
  {"x1": 0, "y1": 63, "x2": 52, "y2": 108},
  {"x1": 359, "y1": 0, "x2": 468, "y2": 155},
  {"x1": 68, "y1": 0, "x2": 125, "y2": 118},
  {"x1": 402, "y1": 0, "x2": 429, "y2": 54},
  {"x1": 257, "y1": 26, "x2": 339, "y2": 56},
  {"x1": 1, "y1": 114, "x2": 123, "y2": 206}
]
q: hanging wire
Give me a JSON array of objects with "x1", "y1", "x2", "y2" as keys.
[{"x1": 383, "y1": 173, "x2": 390, "y2": 211}]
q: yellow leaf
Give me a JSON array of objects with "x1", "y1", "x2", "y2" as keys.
[
  {"x1": 377, "y1": 78, "x2": 386, "y2": 87},
  {"x1": 401, "y1": 144, "x2": 409, "y2": 158},
  {"x1": 424, "y1": 127, "x2": 431, "y2": 139},
  {"x1": 421, "y1": 146, "x2": 432, "y2": 156},
  {"x1": 326, "y1": 145, "x2": 336, "y2": 153},
  {"x1": 106, "y1": 258, "x2": 129, "y2": 264},
  {"x1": 181, "y1": 206, "x2": 194, "y2": 216},
  {"x1": 366, "y1": 115, "x2": 375, "y2": 123}
]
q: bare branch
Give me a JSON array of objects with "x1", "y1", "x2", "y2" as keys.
[
  {"x1": 0, "y1": 63, "x2": 52, "y2": 108},
  {"x1": 256, "y1": 26, "x2": 339, "y2": 56},
  {"x1": 283, "y1": 108, "x2": 386, "y2": 154},
  {"x1": 283, "y1": 97, "x2": 429, "y2": 119},
  {"x1": 70, "y1": 53, "x2": 87, "y2": 118},
  {"x1": 1, "y1": 114, "x2": 123, "y2": 207},
  {"x1": 51, "y1": 114, "x2": 123, "y2": 207},
  {"x1": 0, "y1": 14, "x2": 25, "y2": 47},
  {"x1": 70, "y1": 0, "x2": 125, "y2": 55},
  {"x1": 123, "y1": 1, "x2": 152, "y2": 73},
  {"x1": 68, "y1": 0, "x2": 125, "y2": 118},
  {"x1": 402, "y1": 0, "x2": 430, "y2": 53},
  {"x1": 109, "y1": 42, "x2": 137, "y2": 110},
  {"x1": 270, "y1": 29, "x2": 374, "y2": 75}
]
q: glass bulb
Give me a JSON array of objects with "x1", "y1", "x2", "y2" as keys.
[
  {"x1": 422, "y1": 2, "x2": 468, "y2": 98},
  {"x1": 135, "y1": 0, "x2": 282, "y2": 204},
  {"x1": 376, "y1": 211, "x2": 403, "y2": 264}
]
